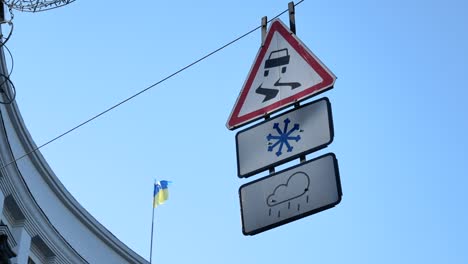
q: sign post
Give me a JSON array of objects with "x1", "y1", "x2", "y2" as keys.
[{"x1": 227, "y1": 10, "x2": 341, "y2": 236}]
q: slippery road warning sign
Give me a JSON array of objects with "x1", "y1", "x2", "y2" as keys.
[{"x1": 226, "y1": 19, "x2": 336, "y2": 130}]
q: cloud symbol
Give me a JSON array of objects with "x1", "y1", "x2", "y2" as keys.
[{"x1": 266, "y1": 172, "x2": 310, "y2": 207}]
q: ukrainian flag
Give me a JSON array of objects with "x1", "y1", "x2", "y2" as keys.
[{"x1": 153, "y1": 180, "x2": 169, "y2": 208}]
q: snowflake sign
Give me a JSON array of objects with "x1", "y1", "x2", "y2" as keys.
[
  {"x1": 267, "y1": 118, "x2": 301, "y2": 157},
  {"x1": 236, "y1": 98, "x2": 332, "y2": 178}
]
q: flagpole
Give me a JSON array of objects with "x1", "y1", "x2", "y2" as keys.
[
  {"x1": 150, "y1": 204, "x2": 155, "y2": 264},
  {"x1": 150, "y1": 179, "x2": 169, "y2": 263}
]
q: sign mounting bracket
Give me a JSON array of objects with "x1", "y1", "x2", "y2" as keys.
[
  {"x1": 261, "y1": 16, "x2": 268, "y2": 46},
  {"x1": 288, "y1": 2, "x2": 296, "y2": 35}
]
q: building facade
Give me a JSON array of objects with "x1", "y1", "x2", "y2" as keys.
[{"x1": 0, "y1": 43, "x2": 148, "y2": 263}]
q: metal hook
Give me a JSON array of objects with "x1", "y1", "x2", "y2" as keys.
[{"x1": 288, "y1": 1, "x2": 296, "y2": 34}]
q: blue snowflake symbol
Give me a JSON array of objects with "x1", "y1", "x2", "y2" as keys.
[{"x1": 267, "y1": 118, "x2": 301, "y2": 157}]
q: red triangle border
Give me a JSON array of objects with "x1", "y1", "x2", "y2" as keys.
[{"x1": 227, "y1": 19, "x2": 336, "y2": 130}]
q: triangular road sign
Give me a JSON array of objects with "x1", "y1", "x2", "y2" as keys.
[{"x1": 227, "y1": 19, "x2": 336, "y2": 130}]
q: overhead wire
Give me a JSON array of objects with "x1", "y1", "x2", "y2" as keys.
[{"x1": 0, "y1": 0, "x2": 305, "y2": 170}]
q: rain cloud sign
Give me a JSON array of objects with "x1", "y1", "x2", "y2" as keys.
[
  {"x1": 239, "y1": 153, "x2": 342, "y2": 235},
  {"x1": 267, "y1": 172, "x2": 310, "y2": 208}
]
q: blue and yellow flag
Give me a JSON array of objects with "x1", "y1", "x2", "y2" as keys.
[{"x1": 153, "y1": 180, "x2": 169, "y2": 208}]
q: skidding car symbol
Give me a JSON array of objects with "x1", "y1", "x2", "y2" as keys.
[
  {"x1": 256, "y1": 48, "x2": 302, "y2": 102},
  {"x1": 264, "y1": 48, "x2": 290, "y2": 77}
]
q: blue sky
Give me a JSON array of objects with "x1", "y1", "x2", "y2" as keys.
[{"x1": 4, "y1": 0, "x2": 468, "y2": 263}]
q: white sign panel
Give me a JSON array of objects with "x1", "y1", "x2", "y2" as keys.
[
  {"x1": 236, "y1": 98, "x2": 333, "y2": 178},
  {"x1": 239, "y1": 153, "x2": 342, "y2": 236},
  {"x1": 227, "y1": 19, "x2": 336, "y2": 130}
]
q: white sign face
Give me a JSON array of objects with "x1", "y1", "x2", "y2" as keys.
[
  {"x1": 236, "y1": 98, "x2": 333, "y2": 178},
  {"x1": 227, "y1": 19, "x2": 336, "y2": 130},
  {"x1": 239, "y1": 153, "x2": 341, "y2": 236}
]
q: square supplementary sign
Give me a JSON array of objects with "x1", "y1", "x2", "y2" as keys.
[
  {"x1": 239, "y1": 153, "x2": 342, "y2": 235},
  {"x1": 236, "y1": 97, "x2": 333, "y2": 178}
]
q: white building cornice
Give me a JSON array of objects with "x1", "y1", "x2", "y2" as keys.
[{"x1": 0, "y1": 40, "x2": 148, "y2": 263}]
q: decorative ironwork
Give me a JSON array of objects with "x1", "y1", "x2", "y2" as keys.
[
  {"x1": 3, "y1": 0, "x2": 75, "y2": 13},
  {"x1": 0, "y1": 73, "x2": 16, "y2": 105},
  {"x1": 0, "y1": 224, "x2": 16, "y2": 264}
]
